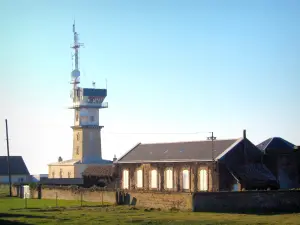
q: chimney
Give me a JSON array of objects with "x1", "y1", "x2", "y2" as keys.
[
  {"x1": 113, "y1": 154, "x2": 117, "y2": 162},
  {"x1": 243, "y1": 129, "x2": 246, "y2": 139}
]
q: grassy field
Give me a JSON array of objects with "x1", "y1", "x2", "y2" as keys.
[
  {"x1": 0, "y1": 184, "x2": 9, "y2": 197},
  {"x1": 0, "y1": 197, "x2": 300, "y2": 224}
]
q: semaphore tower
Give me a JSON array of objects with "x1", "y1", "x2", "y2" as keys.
[{"x1": 48, "y1": 22, "x2": 112, "y2": 179}]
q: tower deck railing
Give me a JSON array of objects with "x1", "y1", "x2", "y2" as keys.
[{"x1": 70, "y1": 102, "x2": 108, "y2": 109}]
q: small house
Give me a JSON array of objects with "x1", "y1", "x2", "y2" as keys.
[{"x1": 0, "y1": 156, "x2": 30, "y2": 184}]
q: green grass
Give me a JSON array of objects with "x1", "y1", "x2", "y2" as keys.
[
  {"x1": 0, "y1": 184, "x2": 9, "y2": 197},
  {"x1": 0, "y1": 197, "x2": 300, "y2": 224}
]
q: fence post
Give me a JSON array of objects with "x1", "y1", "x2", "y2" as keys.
[
  {"x1": 80, "y1": 191, "x2": 83, "y2": 207},
  {"x1": 24, "y1": 193, "x2": 27, "y2": 209},
  {"x1": 55, "y1": 192, "x2": 58, "y2": 208},
  {"x1": 102, "y1": 189, "x2": 104, "y2": 207}
]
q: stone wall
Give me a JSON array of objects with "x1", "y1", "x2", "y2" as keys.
[
  {"x1": 13, "y1": 185, "x2": 300, "y2": 213},
  {"x1": 193, "y1": 190, "x2": 300, "y2": 213},
  {"x1": 122, "y1": 190, "x2": 193, "y2": 210},
  {"x1": 12, "y1": 185, "x2": 192, "y2": 211},
  {"x1": 39, "y1": 187, "x2": 116, "y2": 204}
]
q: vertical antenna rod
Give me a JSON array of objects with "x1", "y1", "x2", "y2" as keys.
[
  {"x1": 71, "y1": 21, "x2": 84, "y2": 101},
  {"x1": 71, "y1": 21, "x2": 84, "y2": 71},
  {"x1": 5, "y1": 119, "x2": 12, "y2": 197}
]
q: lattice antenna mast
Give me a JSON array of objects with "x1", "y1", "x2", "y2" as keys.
[
  {"x1": 72, "y1": 22, "x2": 81, "y2": 71},
  {"x1": 71, "y1": 21, "x2": 84, "y2": 87}
]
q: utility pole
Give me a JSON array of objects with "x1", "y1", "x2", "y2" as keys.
[
  {"x1": 5, "y1": 119, "x2": 12, "y2": 197},
  {"x1": 207, "y1": 132, "x2": 217, "y2": 192}
]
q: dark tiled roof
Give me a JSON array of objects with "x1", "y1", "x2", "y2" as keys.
[
  {"x1": 257, "y1": 137, "x2": 296, "y2": 154},
  {"x1": 218, "y1": 139, "x2": 278, "y2": 189},
  {"x1": 218, "y1": 138, "x2": 263, "y2": 164},
  {"x1": 39, "y1": 178, "x2": 83, "y2": 185},
  {"x1": 229, "y1": 163, "x2": 278, "y2": 188},
  {"x1": 117, "y1": 139, "x2": 239, "y2": 163},
  {"x1": 82, "y1": 165, "x2": 116, "y2": 177},
  {"x1": 0, "y1": 156, "x2": 30, "y2": 175}
]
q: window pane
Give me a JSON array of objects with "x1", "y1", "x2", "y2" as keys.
[
  {"x1": 166, "y1": 169, "x2": 173, "y2": 189},
  {"x1": 137, "y1": 169, "x2": 143, "y2": 188},
  {"x1": 123, "y1": 170, "x2": 129, "y2": 189},
  {"x1": 182, "y1": 170, "x2": 189, "y2": 190},
  {"x1": 200, "y1": 169, "x2": 208, "y2": 191},
  {"x1": 151, "y1": 170, "x2": 157, "y2": 188}
]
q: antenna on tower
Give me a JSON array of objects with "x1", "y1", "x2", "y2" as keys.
[
  {"x1": 71, "y1": 52, "x2": 74, "y2": 70},
  {"x1": 105, "y1": 78, "x2": 108, "y2": 90},
  {"x1": 70, "y1": 21, "x2": 84, "y2": 87}
]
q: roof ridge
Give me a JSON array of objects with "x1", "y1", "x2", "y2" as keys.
[{"x1": 140, "y1": 138, "x2": 239, "y2": 145}]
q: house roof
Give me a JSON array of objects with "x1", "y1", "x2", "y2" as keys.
[
  {"x1": 217, "y1": 138, "x2": 264, "y2": 164},
  {"x1": 82, "y1": 165, "x2": 117, "y2": 177},
  {"x1": 0, "y1": 156, "x2": 30, "y2": 175},
  {"x1": 217, "y1": 139, "x2": 278, "y2": 188},
  {"x1": 116, "y1": 139, "x2": 239, "y2": 163},
  {"x1": 39, "y1": 178, "x2": 83, "y2": 185},
  {"x1": 228, "y1": 163, "x2": 278, "y2": 188},
  {"x1": 257, "y1": 137, "x2": 296, "y2": 154},
  {"x1": 48, "y1": 159, "x2": 81, "y2": 166}
]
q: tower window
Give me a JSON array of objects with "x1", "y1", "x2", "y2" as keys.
[
  {"x1": 68, "y1": 172, "x2": 71, "y2": 178},
  {"x1": 90, "y1": 116, "x2": 95, "y2": 122},
  {"x1": 76, "y1": 133, "x2": 80, "y2": 141},
  {"x1": 75, "y1": 112, "x2": 79, "y2": 121},
  {"x1": 52, "y1": 172, "x2": 55, "y2": 178},
  {"x1": 76, "y1": 146, "x2": 80, "y2": 155},
  {"x1": 59, "y1": 169, "x2": 63, "y2": 178}
]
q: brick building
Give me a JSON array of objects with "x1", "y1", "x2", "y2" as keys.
[{"x1": 115, "y1": 131, "x2": 278, "y2": 192}]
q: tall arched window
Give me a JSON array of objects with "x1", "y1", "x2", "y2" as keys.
[
  {"x1": 165, "y1": 168, "x2": 173, "y2": 189},
  {"x1": 123, "y1": 169, "x2": 129, "y2": 189},
  {"x1": 182, "y1": 169, "x2": 189, "y2": 190},
  {"x1": 151, "y1": 169, "x2": 157, "y2": 188},
  {"x1": 199, "y1": 169, "x2": 208, "y2": 191},
  {"x1": 136, "y1": 169, "x2": 143, "y2": 188}
]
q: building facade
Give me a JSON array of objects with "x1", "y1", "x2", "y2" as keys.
[{"x1": 115, "y1": 131, "x2": 279, "y2": 192}]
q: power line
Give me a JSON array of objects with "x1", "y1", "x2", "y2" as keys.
[{"x1": 103, "y1": 131, "x2": 211, "y2": 135}]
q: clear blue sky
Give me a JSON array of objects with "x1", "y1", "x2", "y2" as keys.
[{"x1": 0, "y1": 0, "x2": 299, "y2": 174}]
